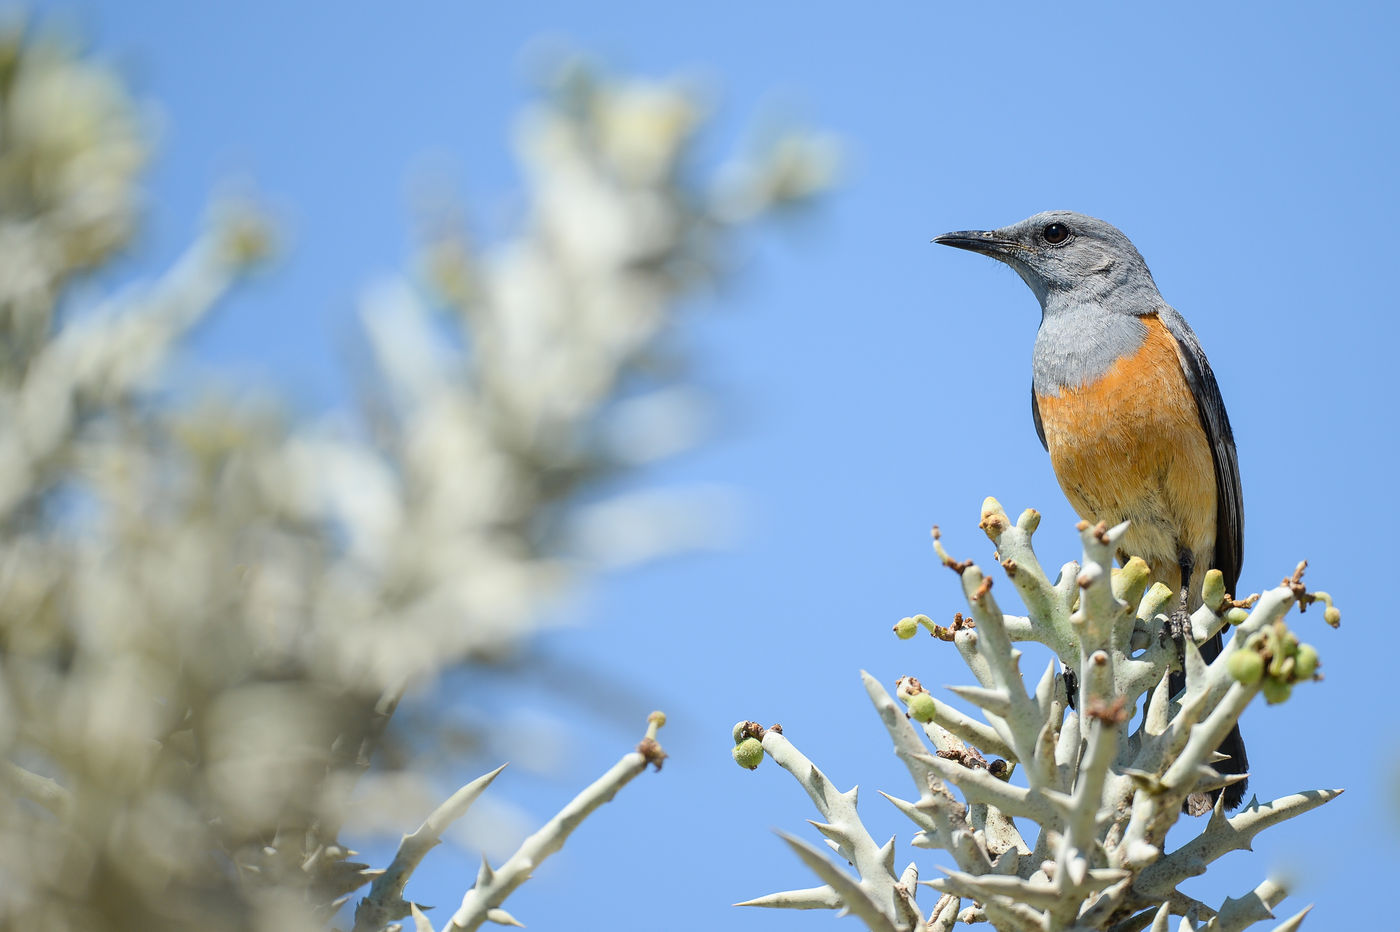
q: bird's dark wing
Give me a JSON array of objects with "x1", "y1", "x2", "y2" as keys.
[
  {"x1": 1159, "y1": 307, "x2": 1244, "y2": 596},
  {"x1": 1031, "y1": 385, "x2": 1047, "y2": 450}
]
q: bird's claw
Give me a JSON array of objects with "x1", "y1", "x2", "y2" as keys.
[{"x1": 1159, "y1": 609, "x2": 1191, "y2": 660}]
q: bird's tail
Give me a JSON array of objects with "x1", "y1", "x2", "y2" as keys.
[
  {"x1": 1175, "y1": 629, "x2": 1249, "y2": 813},
  {"x1": 1215, "y1": 720, "x2": 1249, "y2": 809}
]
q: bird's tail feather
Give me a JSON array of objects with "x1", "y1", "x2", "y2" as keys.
[{"x1": 1175, "y1": 630, "x2": 1249, "y2": 813}]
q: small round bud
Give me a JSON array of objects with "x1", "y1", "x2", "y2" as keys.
[
  {"x1": 1261, "y1": 678, "x2": 1293, "y2": 705},
  {"x1": 732, "y1": 721, "x2": 747, "y2": 744},
  {"x1": 893, "y1": 616, "x2": 919, "y2": 639},
  {"x1": 1227, "y1": 650, "x2": 1264, "y2": 685},
  {"x1": 1294, "y1": 644, "x2": 1319, "y2": 679},
  {"x1": 979, "y1": 497, "x2": 1008, "y2": 535},
  {"x1": 1114, "y1": 557, "x2": 1151, "y2": 607},
  {"x1": 1224, "y1": 607, "x2": 1251, "y2": 626},
  {"x1": 1324, "y1": 606, "x2": 1341, "y2": 627},
  {"x1": 1139, "y1": 582, "x2": 1176, "y2": 620},
  {"x1": 1201, "y1": 569, "x2": 1226, "y2": 612},
  {"x1": 907, "y1": 692, "x2": 936, "y2": 723},
  {"x1": 732, "y1": 737, "x2": 764, "y2": 770}
]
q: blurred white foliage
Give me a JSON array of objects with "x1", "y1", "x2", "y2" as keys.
[
  {"x1": 601, "y1": 386, "x2": 711, "y2": 465},
  {"x1": 0, "y1": 28, "x2": 834, "y2": 932},
  {"x1": 567, "y1": 484, "x2": 743, "y2": 569}
]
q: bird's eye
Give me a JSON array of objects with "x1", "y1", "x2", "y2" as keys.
[{"x1": 1042, "y1": 222, "x2": 1070, "y2": 245}]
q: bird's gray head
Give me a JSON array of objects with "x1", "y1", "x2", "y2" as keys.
[{"x1": 934, "y1": 211, "x2": 1162, "y2": 314}]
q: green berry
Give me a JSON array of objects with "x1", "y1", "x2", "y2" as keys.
[
  {"x1": 1226, "y1": 650, "x2": 1264, "y2": 685},
  {"x1": 1294, "y1": 644, "x2": 1319, "y2": 679},
  {"x1": 907, "y1": 692, "x2": 936, "y2": 723},
  {"x1": 1261, "y1": 678, "x2": 1293, "y2": 705},
  {"x1": 1324, "y1": 606, "x2": 1341, "y2": 627},
  {"x1": 893, "y1": 616, "x2": 919, "y2": 639},
  {"x1": 732, "y1": 737, "x2": 764, "y2": 770}
]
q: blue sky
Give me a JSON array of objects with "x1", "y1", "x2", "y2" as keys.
[{"x1": 36, "y1": 2, "x2": 1399, "y2": 929}]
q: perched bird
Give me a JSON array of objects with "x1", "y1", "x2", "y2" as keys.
[{"x1": 935, "y1": 211, "x2": 1247, "y2": 811}]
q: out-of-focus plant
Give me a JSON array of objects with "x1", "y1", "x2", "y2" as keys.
[
  {"x1": 734, "y1": 499, "x2": 1340, "y2": 931},
  {"x1": 0, "y1": 26, "x2": 836, "y2": 931}
]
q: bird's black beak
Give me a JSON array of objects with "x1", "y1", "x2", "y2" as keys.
[{"x1": 932, "y1": 230, "x2": 1023, "y2": 260}]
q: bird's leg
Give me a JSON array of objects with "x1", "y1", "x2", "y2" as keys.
[{"x1": 1159, "y1": 549, "x2": 1195, "y2": 662}]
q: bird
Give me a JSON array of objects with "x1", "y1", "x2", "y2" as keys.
[{"x1": 934, "y1": 210, "x2": 1247, "y2": 812}]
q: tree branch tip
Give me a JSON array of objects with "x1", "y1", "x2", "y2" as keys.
[
  {"x1": 949, "y1": 613, "x2": 975, "y2": 639},
  {"x1": 733, "y1": 720, "x2": 774, "y2": 743},
  {"x1": 636, "y1": 736, "x2": 667, "y2": 770},
  {"x1": 1296, "y1": 586, "x2": 1341, "y2": 627},
  {"x1": 485, "y1": 906, "x2": 524, "y2": 927},
  {"x1": 731, "y1": 890, "x2": 835, "y2": 910},
  {"x1": 209, "y1": 197, "x2": 278, "y2": 270},
  {"x1": 1227, "y1": 592, "x2": 1261, "y2": 610},
  {"x1": 1085, "y1": 694, "x2": 1129, "y2": 725},
  {"x1": 1090, "y1": 520, "x2": 1111, "y2": 544},
  {"x1": 979, "y1": 498, "x2": 1010, "y2": 537},
  {"x1": 1281, "y1": 560, "x2": 1322, "y2": 612},
  {"x1": 1274, "y1": 903, "x2": 1314, "y2": 932},
  {"x1": 932, "y1": 525, "x2": 974, "y2": 574}
]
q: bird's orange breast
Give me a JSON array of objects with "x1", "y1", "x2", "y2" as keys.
[{"x1": 1036, "y1": 314, "x2": 1216, "y2": 587}]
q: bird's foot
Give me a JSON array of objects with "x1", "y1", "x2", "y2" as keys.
[
  {"x1": 1159, "y1": 609, "x2": 1191, "y2": 661},
  {"x1": 1158, "y1": 579, "x2": 1194, "y2": 660}
]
